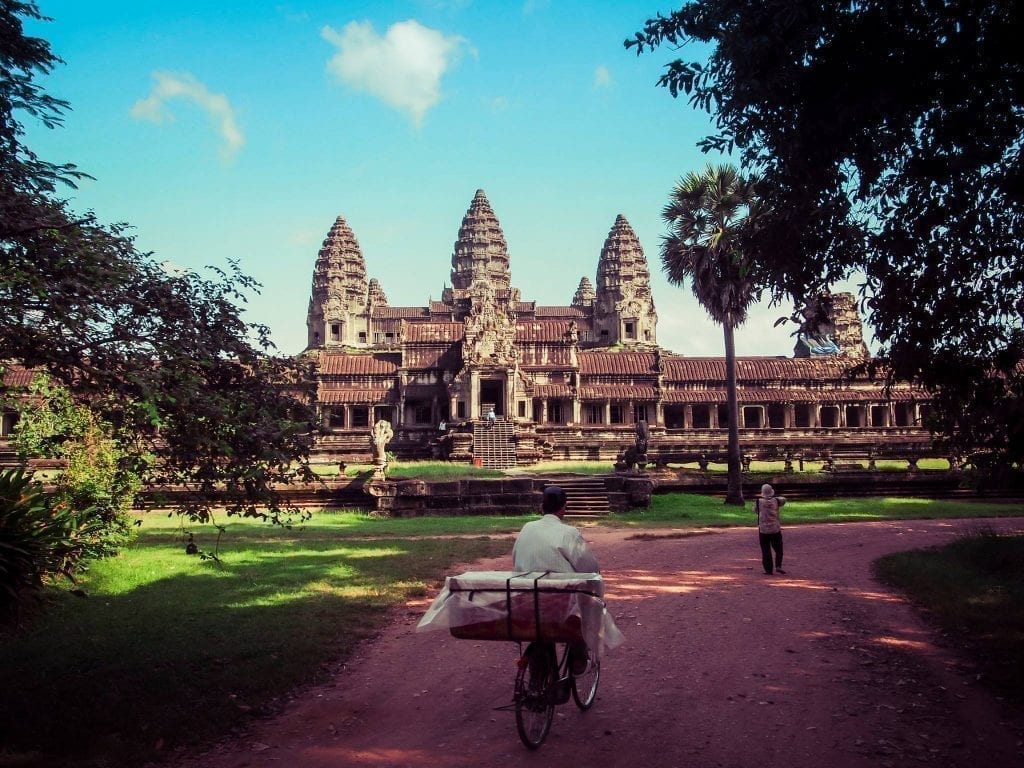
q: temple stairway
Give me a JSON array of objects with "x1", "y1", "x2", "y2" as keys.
[
  {"x1": 545, "y1": 476, "x2": 611, "y2": 517},
  {"x1": 472, "y1": 418, "x2": 517, "y2": 470}
]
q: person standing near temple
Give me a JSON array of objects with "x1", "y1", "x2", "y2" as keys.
[{"x1": 755, "y1": 483, "x2": 787, "y2": 575}]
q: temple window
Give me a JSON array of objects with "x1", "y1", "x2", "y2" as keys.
[
  {"x1": 634, "y1": 404, "x2": 648, "y2": 423},
  {"x1": 374, "y1": 332, "x2": 383, "y2": 343},
  {"x1": 664, "y1": 405, "x2": 684, "y2": 429},
  {"x1": 610, "y1": 404, "x2": 624, "y2": 424},
  {"x1": 330, "y1": 323, "x2": 341, "y2": 342},
  {"x1": 692, "y1": 404, "x2": 711, "y2": 429},
  {"x1": 894, "y1": 403, "x2": 913, "y2": 427},
  {"x1": 358, "y1": 331, "x2": 367, "y2": 343},
  {"x1": 374, "y1": 406, "x2": 392, "y2": 423},
  {"x1": 767, "y1": 404, "x2": 786, "y2": 428},
  {"x1": 624, "y1": 321, "x2": 636, "y2": 339},
  {"x1": 819, "y1": 406, "x2": 839, "y2": 428},
  {"x1": 717, "y1": 404, "x2": 730, "y2": 428},
  {"x1": 1, "y1": 411, "x2": 20, "y2": 436},
  {"x1": 794, "y1": 404, "x2": 812, "y2": 428},
  {"x1": 871, "y1": 405, "x2": 890, "y2": 427},
  {"x1": 517, "y1": 400, "x2": 527, "y2": 418},
  {"x1": 457, "y1": 401, "x2": 466, "y2": 419},
  {"x1": 328, "y1": 410, "x2": 345, "y2": 430},
  {"x1": 586, "y1": 405, "x2": 603, "y2": 424},
  {"x1": 351, "y1": 407, "x2": 369, "y2": 428},
  {"x1": 550, "y1": 401, "x2": 563, "y2": 423},
  {"x1": 845, "y1": 405, "x2": 865, "y2": 428},
  {"x1": 644, "y1": 329, "x2": 652, "y2": 341},
  {"x1": 600, "y1": 330, "x2": 609, "y2": 340},
  {"x1": 412, "y1": 402, "x2": 432, "y2": 424},
  {"x1": 742, "y1": 406, "x2": 763, "y2": 428},
  {"x1": 918, "y1": 404, "x2": 933, "y2": 424},
  {"x1": 386, "y1": 332, "x2": 395, "y2": 343}
]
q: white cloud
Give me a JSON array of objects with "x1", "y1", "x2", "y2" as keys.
[
  {"x1": 321, "y1": 19, "x2": 464, "y2": 126},
  {"x1": 131, "y1": 72, "x2": 244, "y2": 162},
  {"x1": 594, "y1": 65, "x2": 612, "y2": 89}
]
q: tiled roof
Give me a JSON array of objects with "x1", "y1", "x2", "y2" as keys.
[
  {"x1": 661, "y1": 356, "x2": 871, "y2": 382},
  {"x1": 533, "y1": 384, "x2": 572, "y2": 398},
  {"x1": 428, "y1": 301, "x2": 453, "y2": 315},
  {"x1": 535, "y1": 306, "x2": 587, "y2": 318},
  {"x1": 2, "y1": 366, "x2": 36, "y2": 388},
  {"x1": 373, "y1": 306, "x2": 429, "y2": 319},
  {"x1": 403, "y1": 322, "x2": 464, "y2": 343},
  {"x1": 318, "y1": 352, "x2": 399, "y2": 375},
  {"x1": 516, "y1": 320, "x2": 573, "y2": 342},
  {"x1": 318, "y1": 388, "x2": 397, "y2": 405},
  {"x1": 661, "y1": 387, "x2": 925, "y2": 404},
  {"x1": 579, "y1": 351, "x2": 658, "y2": 375},
  {"x1": 579, "y1": 384, "x2": 659, "y2": 401}
]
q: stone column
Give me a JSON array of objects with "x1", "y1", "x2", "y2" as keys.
[
  {"x1": 604, "y1": 401, "x2": 611, "y2": 424},
  {"x1": 684, "y1": 405, "x2": 693, "y2": 430},
  {"x1": 321, "y1": 406, "x2": 332, "y2": 432},
  {"x1": 785, "y1": 403, "x2": 795, "y2": 429},
  {"x1": 469, "y1": 370, "x2": 480, "y2": 420},
  {"x1": 541, "y1": 399, "x2": 549, "y2": 424}
]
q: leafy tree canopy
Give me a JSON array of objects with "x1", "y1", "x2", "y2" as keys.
[
  {"x1": 1, "y1": 2, "x2": 316, "y2": 521},
  {"x1": 628, "y1": 0, "x2": 1024, "y2": 468}
]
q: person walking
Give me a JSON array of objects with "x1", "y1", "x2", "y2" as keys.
[{"x1": 755, "y1": 483, "x2": 787, "y2": 575}]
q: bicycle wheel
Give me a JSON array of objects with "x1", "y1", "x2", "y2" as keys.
[
  {"x1": 571, "y1": 655, "x2": 601, "y2": 710},
  {"x1": 514, "y1": 642, "x2": 556, "y2": 749}
]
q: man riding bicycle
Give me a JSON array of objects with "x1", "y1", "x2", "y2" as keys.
[{"x1": 512, "y1": 485, "x2": 599, "y2": 673}]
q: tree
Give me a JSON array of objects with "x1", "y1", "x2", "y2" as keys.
[
  {"x1": 661, "y1": 164, "x2": 762, "y2": 505},
  {"x1": 1, "y1": 2, "x2": 317, "y2": 523},
  {"x1": 628, "y1": 1, "x2": 1024, "y2": 471}
]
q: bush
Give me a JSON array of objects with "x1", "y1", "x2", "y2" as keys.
[{"x1": 0, "y1": 467, "x2": 106, "y2": 623}]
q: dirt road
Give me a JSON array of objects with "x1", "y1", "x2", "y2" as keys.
[{"x1": 184, "y1": 518, "x2": 1024, "y2": 768}]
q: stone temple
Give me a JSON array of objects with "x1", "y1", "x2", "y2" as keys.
[{"x1": 302, "y1": 189, "x2": 930, "y2": 469}]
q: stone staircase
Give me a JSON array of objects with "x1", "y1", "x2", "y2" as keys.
[
  {"x1": 546, "y1": 476, "x2": 611, "y2": 517},
  {"x1": 472, "y1": 417, "x2": 517, "y2": 470}
]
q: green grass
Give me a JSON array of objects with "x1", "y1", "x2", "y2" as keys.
[
  {"x1": 0, "y1": 512, "x2": 512, "y2": 768},
  {"x1": 603, "y1": 494, "x2": 1024, "y2": 528},
  {"x1": 874, "y1": 529, "x2": 1024, "y2": 704},
  {"x1": 2, "y1": 496, "x2": 1023, "y2": 767}
]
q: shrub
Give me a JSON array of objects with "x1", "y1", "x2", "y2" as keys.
[{"x1": 0, "y1": 467, "x2": 106, "y2": 623}]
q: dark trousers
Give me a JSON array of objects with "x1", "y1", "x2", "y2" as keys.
[{"x1": 759, "y1": 532, "x2": 783, "y2": 574}]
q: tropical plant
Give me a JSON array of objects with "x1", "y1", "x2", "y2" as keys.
[
  {"x1": 12, "y1": 374, "x2": 140, "y2": 555},
  {"x1": 660, "y1": 164, "x2": 763, "y2": 505},
  {"x1": 0, "y1": 467, "x2": 106, "y2": 623}
]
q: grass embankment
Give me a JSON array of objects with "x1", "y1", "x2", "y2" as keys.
[
  {"x1": 874, "y1": 529, "x2": 1024, "y2": 705},
  {"x1": 2, "y1": 495, "x2": 1022, "y2": 767}
]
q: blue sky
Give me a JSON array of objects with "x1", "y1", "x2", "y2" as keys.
[{"x1": 25, "y1": 1, "x2": 857, "y2": 358}]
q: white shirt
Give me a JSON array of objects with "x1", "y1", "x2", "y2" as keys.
[{"x1": 512, "y1": 514, "x2": 600, "y2": 573}]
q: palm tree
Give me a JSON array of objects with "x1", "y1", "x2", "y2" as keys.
[{"x1": 661, "y1": 164, "x2": 762, "y2": 506}]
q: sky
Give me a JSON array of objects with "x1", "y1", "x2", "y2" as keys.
[{"x1": 24, "y1": 1, "x2": 869, "y2": 358}]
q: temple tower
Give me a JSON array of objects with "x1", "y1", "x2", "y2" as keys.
[
  {"x1": 594, "y1": 214, "x2": 658, "y2": 346},
  {"x1": 306, "y1": 215, "x2": 372, "y2": 348},
  {"x1": 450, "y1": 189, "x2": 511, "y2": 293},
  {"x1": 572, "y1": 276, "x2": 595, "y2": 309}
]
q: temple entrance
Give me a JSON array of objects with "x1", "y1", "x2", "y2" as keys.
[{"x1": 479, "y1": 379, "x2": 504, "y2": 416}]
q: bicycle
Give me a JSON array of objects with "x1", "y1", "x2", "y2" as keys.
[{"x1": 513, "y1": 640, "x2": 601, "y2": 749}]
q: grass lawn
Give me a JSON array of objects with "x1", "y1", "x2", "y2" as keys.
[
  {"x1": 874, "y1": 529, "x2": 1024, "y2": 705},
  {"x1": 1, "y1": 494, "x2": 1022, "y2": 767}
]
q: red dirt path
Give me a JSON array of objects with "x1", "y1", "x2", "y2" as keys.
[{"x1": 182, "y1": 518, "x2": 1024, "y2": 768}]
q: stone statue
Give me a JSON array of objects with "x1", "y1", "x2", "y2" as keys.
[
  {"x1": 615, "y1": 420, "x2": 650, "y2": 472},
  {"x1": 370, "y1": 419, "x2": 394, "y2": 465}
]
